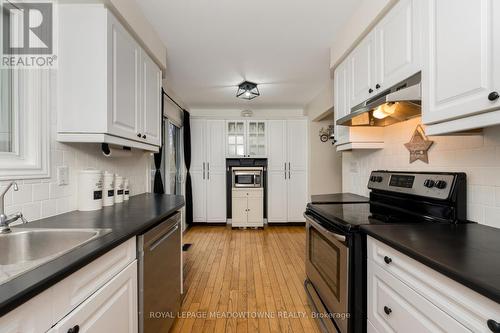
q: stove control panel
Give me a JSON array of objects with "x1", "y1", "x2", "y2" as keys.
[{"x1": 368, "y1": 171, "x2": 456, "y2": 200}]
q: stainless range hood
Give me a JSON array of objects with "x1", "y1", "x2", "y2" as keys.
[{"x1": 337, "y1": 72, "x2": 421, "y2": 127}]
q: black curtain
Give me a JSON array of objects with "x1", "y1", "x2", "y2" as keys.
[
  {"x1": 153, "y1": 92, "x2": 166, "y2": 194},
  {"x1": 183, "y1": 110, "x2": 193, "y2": 225}
]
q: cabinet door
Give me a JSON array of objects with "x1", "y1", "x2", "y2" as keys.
[
  {"x1": 232, "y1": 196, "x2": 248, "y2": 226},
  {"x1": 367, "y1": 261, "x2": 470, "y2": 333},
  {"x1": 190, "y1": 119, "x2": 206, "y2": 172},
  {"x1": 423, "y1": 0, "x2": 500, "y2": 125},
  {"x1": 247, "y1": 120, "x2": 267, "y2": 157},
  {"x1": 247, "y1": 196, "x2": 263, "y2": 225},
  {"x1": 267, "y1": 120, "x2": 287, "y2": 171},
  {"x1": 141, "y1": 52, "x2": 161, "y2": 146},
  {"x1": 375, "y1": 0, "x2": 421, "y2": 92},
  {"x1": 226, "y1": 121, "x2": 246, "y2": 157},
  {"x1": 287, "y1": 119, "x2": 308, "y2": 171},
  {"x1": 206, "y1": 170, "x2": 226, "y2": 222},
  {"x1": 191, "y1": 170, "x2": 206, "y2": 223},
  {"x1": 108, "y1": 16, "x2": 141, "y2": 140},
  {"x1": 267, "y1": 170, "x2": 288, "y2": 222},
  {"x1": 206, "y1": 120, "x2": 226, "y2": 171},
  {"x1": 287, "y1": 170, "x2": 307, "y2": 222},
  {"x1": 334, "y1": 60, "x2": 350, "y2": 146},
  {"x1": 48, "y1": 262, "x2": 138, "y2": 333},
  {"x1": 349, "y1": 32, "x2": 376, "y2": 107}
]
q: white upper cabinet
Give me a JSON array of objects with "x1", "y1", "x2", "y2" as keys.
[
  {"x1": 226, "y1": 120, "x2": 267, "y2": 158},
  {"x1": 375, "y1": 0, "x2": 422, "y2": 92},
  {"x1": 57, "y1": 5, "x2": 162, "y2": 151},
  {"x1": 348, "y1": 32, "x2": 376, "y2": 107},
  {"x1": 108, "y1": 15, "x2": 141, "y2": 141},
  {"x1": 422, "y1": 0, "x2": 500, "y2": 134},
  {"x1": 141, "y1": 52, "x2": 162, "y2": 146}
]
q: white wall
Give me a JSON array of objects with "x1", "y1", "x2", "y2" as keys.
[
  {"x1": 0, "y1": 72, "x2": 152, "y2": 222},
  {"x1": 309, "y1": 120, "x2": 342, "y2": 196},
  {"x1": 329, "y1": 0, "x2": 397, "y2": 69},
  {"x1": 189, "y1": 108, "x2": 304, "y2": 119},
  {"x1": 306, "y1": 80, "x2": 334, "y2": 121},
  {"x1": 342, "y1": 117, "x2": 500, "y2": 229}
]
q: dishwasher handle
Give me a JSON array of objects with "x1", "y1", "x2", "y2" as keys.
[{"x1": 149, "y1": 224, "x2": 179, "y2": 252}]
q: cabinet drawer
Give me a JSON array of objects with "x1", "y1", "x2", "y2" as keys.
[
  {"x1": 368, "y1": 236, "x2": 500, "y2": 332},
  {"x1": 51, "y1": 237, "x2": 136, "y2": 325},
  {"x1": 368, "y1": 260, "x2": 470, "y2": 333},
  {"x1": 48, "y1": 261, "x2": 138, "y2": 333}
]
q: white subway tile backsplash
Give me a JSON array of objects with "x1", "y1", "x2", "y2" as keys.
[
  {"x1": 41, "y1": 200, "x2": 57, "y2": 218},
  {"x1": 342, "y1": 117, "x2": 500, "y2": 228},
  {"x1": 33, "y1": 183, "x2": 50, "y2": 201},
  {"x1": 12, "y1": 185, "x2": 33, "y2": 205}
]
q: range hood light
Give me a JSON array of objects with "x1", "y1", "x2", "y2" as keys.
[{"x1": 373, "y1": 103, "x2": 397, "y2": 119}]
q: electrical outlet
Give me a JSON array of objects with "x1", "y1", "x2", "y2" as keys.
[{"x1": 57, "y1": 166, "x2": 69, "y2": 185}]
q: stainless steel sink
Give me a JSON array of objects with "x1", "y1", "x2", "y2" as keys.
[{"x1": 0, "y1": 228, "x2": 111, "y2": 283}]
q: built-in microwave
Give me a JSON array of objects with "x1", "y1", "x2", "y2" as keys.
[{"x1": 232, "y1": 167, "x2": 263, "y2": 188}]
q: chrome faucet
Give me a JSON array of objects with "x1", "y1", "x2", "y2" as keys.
[{"x1": 0, "y1": 182, "x2": 28, "y2": 234}]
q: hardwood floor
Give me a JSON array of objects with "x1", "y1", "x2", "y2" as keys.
[{"x1": 171, "y1": 225, "x2": 321, "y2": 333}]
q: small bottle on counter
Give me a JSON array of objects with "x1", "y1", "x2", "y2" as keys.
[
  {"x1": 114, "y1": 175, "x2": 124, "y2": 204},
  {"x1": 102, "y1": 171, "x2": 115, "y2": 207},
  {"x1": 78, "y1": 169, "x2": 103, "y2": 211},
  {"x1": 124, "y1": 178, "x2": 130, "y2": 201}
]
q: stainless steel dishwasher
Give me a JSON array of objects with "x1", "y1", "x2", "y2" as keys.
[{"x1": 138, "y1": 211, "x2": 181, "y2": 333}]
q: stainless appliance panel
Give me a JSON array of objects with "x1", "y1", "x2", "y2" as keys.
[
  {"x1": 232, "y1": 169, "x2": 263, "y2": 188},
  {"x1": 138, "y1": 212, "x2": 181, "y2": 333},
  {"x1": 306, "y1": 213, "x2": 349, "y2": 333}
]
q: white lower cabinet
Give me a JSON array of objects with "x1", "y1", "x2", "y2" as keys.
[
  {"x1": 232, "y1": 189, "x2": 264, "y2": 227},
  {"x1": 48, "y1": 261, "x2": 138, "y2": 333},
  {"x1": 368, "y1": 260, "x2": 469, "y2": 333},
  {"x1": 367, "y1": 236, "x2": 500, "y2": 333},
  {"x1": 0, "y1": 238, "x2": 137, "y2": 333}
]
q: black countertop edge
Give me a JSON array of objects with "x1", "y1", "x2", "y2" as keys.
[
  {"x1": 361, "y1": 225, "x2": 500, "y2": 304},
  {"x1": 0, "y1": 193, "x2": 185, "y2": 317}
]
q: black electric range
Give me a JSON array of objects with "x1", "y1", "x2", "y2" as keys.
[
  {"x1": 310, "y1": 193, "x2": 369, "y2": 205},
  {"x1": 304, "y1": 171, "x2": 467, "y2": 333}
]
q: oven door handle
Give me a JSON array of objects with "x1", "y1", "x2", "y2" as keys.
[{"x1": 305, "y1": 213, "x2": 347, "y2": 243}]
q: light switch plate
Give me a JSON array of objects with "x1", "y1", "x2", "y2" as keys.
[{"x1": 57, "y1": 166, "x2": 69, "y2": 185}]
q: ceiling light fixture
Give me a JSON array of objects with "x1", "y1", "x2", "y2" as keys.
[{"x1": 236, "y1": 81, "x2": 260, "y2": 100}]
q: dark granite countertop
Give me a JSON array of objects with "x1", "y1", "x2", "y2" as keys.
[
  {"x1": 0, "y1": 193, "x2": 184, "y2": 316},
  {"x1": 310, "y1": 193, "x2": 369, "y2": 204},
  {"x1": 361, "y1": 223, "x2": 500, "y2": 304}
]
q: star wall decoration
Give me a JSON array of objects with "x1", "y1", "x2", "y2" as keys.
[{"x1": 404, "y1": 125, "x2": 434, "y2": 163}]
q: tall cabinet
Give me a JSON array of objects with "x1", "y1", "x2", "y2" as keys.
[
  {"x1": 191, "y1": 119, "x2": 226, "y2": 223},
  {"x1": 267, "y1": 119, "x2": 308, "y2": 223}
]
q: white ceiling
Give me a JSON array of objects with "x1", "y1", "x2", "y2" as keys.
[{"x1": 136, "y1": 0, "x2": 362, "y2": 110}]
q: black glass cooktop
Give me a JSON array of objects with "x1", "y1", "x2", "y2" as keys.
[{"x1": 306, "y1": 202, "x2": 441, "y2": 232}]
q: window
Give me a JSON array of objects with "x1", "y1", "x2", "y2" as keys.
[{"x1": 0, "y1": 2, "x2": 50, "y2": 180}]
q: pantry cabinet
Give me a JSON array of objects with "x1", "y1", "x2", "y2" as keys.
[
  {"x1": 57, "y1": 5, "x2": 161, "y2": 151},
  {"x1": 191, "y1": 119, "x2": 226, "y2": 223},
  {"x1": 226, "y1": 120, "x2": 267, "y2": 158},
  {"x1": 422, "y1": 0, "x2": 500, "y2": 135},
  {"x1": 267, "y1": 119, "x2": 308, "y2": 223}
]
